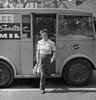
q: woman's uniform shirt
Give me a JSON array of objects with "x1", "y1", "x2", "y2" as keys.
[{"x1": 37, "y1": 39, "x2": 56, "y2": 54}]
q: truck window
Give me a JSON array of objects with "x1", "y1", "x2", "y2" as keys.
[
  {"x1": 58, "y1": 15, "x2": 93, "y2": 37},
  {"x1": 22, "y1": 15, "x2": 31, "y2": 39}
]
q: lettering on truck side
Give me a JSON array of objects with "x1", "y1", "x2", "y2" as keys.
[
  {"x1": 0, "y1": 23, "x2": 20, "y2": 39},
  {"x1": 0, "y1": 14, "x2": 14, "y2": 23}
]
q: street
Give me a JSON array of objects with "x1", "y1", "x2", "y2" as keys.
[{"x1": 0, "y1": 71, "x2": 96, "y2": 100}]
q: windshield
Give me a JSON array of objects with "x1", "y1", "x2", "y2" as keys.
[{"x1": 58, "y1": 15, "x2": 93, "y2": 37}]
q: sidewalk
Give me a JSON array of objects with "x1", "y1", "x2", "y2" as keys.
[{"x1": 0, "y1": 88, "x2": 96, "y2": 100}]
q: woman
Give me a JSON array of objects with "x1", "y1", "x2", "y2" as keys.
[{"x1": 36, "y1": 29, "x2": 56, "y2": 94}]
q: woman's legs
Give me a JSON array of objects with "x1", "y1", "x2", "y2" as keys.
[
  {"x1": 39, "y1": 54, "x2": 52, "y2": 93},
  {"x1": 40, "y1": 65, "x2": 46, "y2": 90}
]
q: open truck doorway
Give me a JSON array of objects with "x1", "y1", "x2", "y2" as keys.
[{"x1": 33, "y1": 14, "x2": 56, "y2": 75}]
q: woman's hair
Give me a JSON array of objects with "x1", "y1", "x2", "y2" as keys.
[{"x1": 40, "y1": 29, "x2": 48, "y2": 35}]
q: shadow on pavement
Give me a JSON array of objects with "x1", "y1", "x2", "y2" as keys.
[
  {"x1": 6, "y1": 77, "x2": 96, "y2": 94},
  {"x1": 46, "y1": 88, "x2": 96, "y2": 94}
]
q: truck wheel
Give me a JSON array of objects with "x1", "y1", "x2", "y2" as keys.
[
  {"x1": 62, "y1": 59, "x2": 93, "y2": 86},
  {"x1": 0, "y1": 61, "x2": 14, "y2": 88}
]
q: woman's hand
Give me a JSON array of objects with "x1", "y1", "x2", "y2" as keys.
[{"x1": 50, "y1": 57, "x2": 55, "y2": 63}]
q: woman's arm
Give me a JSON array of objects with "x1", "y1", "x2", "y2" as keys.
[
  {"x1": 51, "y1": 51, "x2": 56, "y2": 63},
  {"x1": 36, "y1": 50, "x2": 39, "y2": 64},
  {"x1": 50, "y1": 40, "x2": 56, "y2": 63},
  {"x1": 36, "y1": 42, "x2": 40, "y2": 64}
]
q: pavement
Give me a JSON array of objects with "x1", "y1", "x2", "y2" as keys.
[
  {"x1": 0, "y1": 88, "x2": 96, "y2": 100},
  {"x1": 1, "y1": 71, "x2": 96, "y2": 100}
]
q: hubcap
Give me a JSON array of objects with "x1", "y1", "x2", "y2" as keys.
[{"x1": 68, "y1": 63, "x2": 89, "y2": 84}]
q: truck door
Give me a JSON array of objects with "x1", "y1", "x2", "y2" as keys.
[
  {"x1": 33, "y1": 14, "x2": 56, "y2": 74},
  {"x1": 56, "y1": 14, "x2": 95, "y2": 74}
]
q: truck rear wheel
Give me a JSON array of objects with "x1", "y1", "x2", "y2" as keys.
[
  {"x1": 62, "y1": 58, "x2": 93, "y2": 86},
  {"x1": 0, "y1": 61, "x2": 14, "y2": 87}
]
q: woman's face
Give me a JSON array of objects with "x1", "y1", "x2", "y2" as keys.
[{"x1": 41, "y1": 32, "x2": 48, "y2": 41}]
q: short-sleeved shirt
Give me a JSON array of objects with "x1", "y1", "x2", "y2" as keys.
[{"x1": 37, "y1": 39, "x2": 56, "y2": 54}]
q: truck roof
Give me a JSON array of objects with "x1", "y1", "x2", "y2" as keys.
[{"x1": 0, "y1": 8, "x2": 93, "y2": 16}]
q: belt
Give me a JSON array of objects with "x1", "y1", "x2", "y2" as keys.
[{"x1": 40, "y1": 53, "x2": 52, "y2": 55}]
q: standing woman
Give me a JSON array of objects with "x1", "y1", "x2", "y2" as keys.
[{"x1": 36, "y1": 29, "x2": 56, "y2": 94}]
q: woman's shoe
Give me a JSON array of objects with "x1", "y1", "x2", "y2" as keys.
[{"x1": 41, "y1": 90, "x2": 45, "y2": 94}]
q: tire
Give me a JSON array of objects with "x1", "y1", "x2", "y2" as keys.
[
  {"x1": 0, "y1": 61, "x2": 14, "y2": 88},
  {"x1": 62, "y1": 58, "x2": 93, "y2": 86}
]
